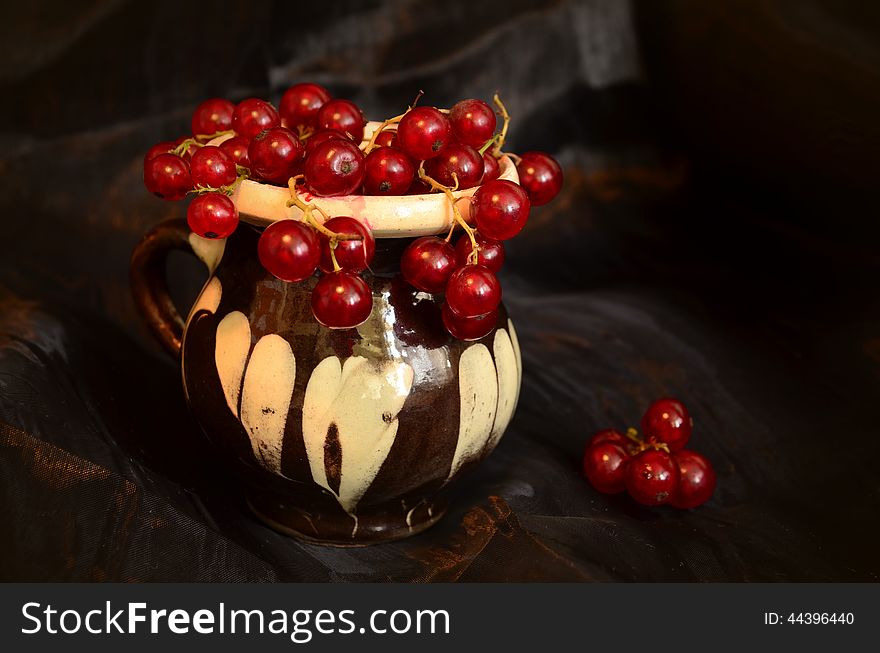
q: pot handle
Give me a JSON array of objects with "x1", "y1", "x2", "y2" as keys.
[{"x1": 130, "y1": 219, "x2": 199, "y2": 359}]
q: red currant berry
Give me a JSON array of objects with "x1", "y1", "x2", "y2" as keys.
[
  {"x1": 441, "y1": 302, "x2": 497, "y2": 341},
  {"x1": 363, "y1": 148, "x2": 415, "y2": 195},
  {"x1": 424, "y1": 143, "x2": 484, "y2": 190},
  {"x1": 191, "y1": 98, "x2": 235, "y2": 136},
  {"x1": 232, "y1": 98, "x2": 280, "y2": 139},
  {"x1": 304, "y1": 129, "x2": 349, "y2": 159},
  {"x1": 258, "y1": 220, "x2": 320, "y2": 282},
  {"x1": 304, "y1": 139, "x2": 365, "y2": 196},
  {"x1": 448, "y1": 99, "x2": 496, "y2": 149},
  {"x1": 400, "y1": 236, "x2": 457, "y2": 293},
  {"x1": 187, "y1": 193, "x2": 238, "y2": 239},
  {"x1": 625, "y1": 449, "x2": 680, "y2": 506},
  {"x1": 144, "y1": 153, "x2": 192, "y2": 200},
  {"x1": 445, "y1": 264, "x2": 501, "y2": 318},
  {"x1": 280, "y1": 83, "x2": 331, "y2": 129},
  {"x1": 190, "y1": 145, "x2": 237, "y2": 188},
  {"x1": 641, "y1": 398, "x2": 692, "y2": 453},
  {"x1": 583, "y1": 442, "x2": 630, "y2": 494},
  {"x1": 316, "y1": 99, "x2": 365, "y2": 143},
  {"x1": 481, "y1": 152, "x2": 501, "y2": 183},
  {"x1": 397, "y1": 107, "x2": 453, "y2": 161},
  {"x1": 454, "y1": 233, "x2": 505, "y2": 272},
  {"x1": 670, "y1": 450, "x2": 716, "y2": 509},
  {"x1": 374, "y1": 130, "x2": 397, "y2": 148},
  {"x1": 516, "y1": 151, "x2": 563, "y2": 206},
  {"x1": 318, "y1": 216, "x2": 375, "y2": 273},
  {"x1": 220, "y1": 135, "x2": 252, "y2": 169},
  {"x1": 311, "y1": 271, "x2": 373, "y2": 329},
  {"x1": 588, "y1": 429, "x2": 629, "y2": 449},
  {"x1": 248, "y1": 127, "x2": 303, "y2": 183},
  {"x1": 472, "y1": 179, "x2": 530, "y2": 241},
  {"x1": 145, "y1": 141, "x2": 176, "y2": 164}
]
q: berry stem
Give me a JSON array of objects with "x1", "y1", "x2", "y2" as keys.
[
  {"x1": 175, "y1": 130, "x2": 237, "y2": 158},
  {"x1": 328, "y1": 241, "x2": 342, "y2": 273},
  {"x1": 173, "y1": 138, "x2": 201, "y2": 158},
  {"x1": 195, "y1": 129, "x2": 235, "y2": 142},
  {"x1": 418, "y1": 167, "x2": 479, "y2": 263},
  {"x1": 623, "y1": 426, "x2": 671, "y2": 455},
  {"x1": 190, "y1": 171, "x2": 249, "y2": 197},
  {"x1": 491, "y1": 94, "x2": 510, "y2": 157},
  {"x1": 286, "y1": 179, "x2": 362, "y2": 242},
  {"x1": 362, "y1": 113, "x2": 406, "y2": 154},
  {"x1": 478, "y1": 137, "x2": 496, "y2": 156}
]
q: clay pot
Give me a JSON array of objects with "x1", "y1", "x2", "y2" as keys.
[{"x1": 130, "y1": 125, "x2": 523, "y2": 544}]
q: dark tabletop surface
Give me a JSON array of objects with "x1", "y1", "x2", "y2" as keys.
[{"x1": 1, "y1": 0, "x2": 878, "y2": 581}]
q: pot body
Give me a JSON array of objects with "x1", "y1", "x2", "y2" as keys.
[{"x1": 179, "y1": 225, "x2": 522, "y2": 544}]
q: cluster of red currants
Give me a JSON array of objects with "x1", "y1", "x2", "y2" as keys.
[
  {"x1": 582, "y1": 398, "x2": 717, "y2": 509},
  {"x1": 142, "y1": 83, "x2": 563, "y2": 334}
]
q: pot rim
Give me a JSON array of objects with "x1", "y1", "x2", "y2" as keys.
[{"x1": 211, "y1": 120, "x2": 519, "y2": 239}]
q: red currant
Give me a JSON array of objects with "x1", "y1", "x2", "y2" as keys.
[
  {"x1": 248, "y1": 127, "x2": 304, "y2": 183},
  {"x1": 190, "y1": 145, "x2": 237, "y2": 188},
  {"x1": 583, "y1": 442, "x2": 630, "y2": 494},
  {"x1": 625, "y1": 449, "x2": 680, "y2": 506},
  {"x1": 258, "y1": 220, "x2": 321, "y2": 282},
  {"x1": 448, "y1": 99, "x2": 496, "y2": 149},
  {"x1": 481, "y1": 152, "x2": 500, "y2": 183},
  {"x1": 670, "y1": 450, "x2": 716, "y2": 509},
  {"x1": 374, "y1": 130, "x2": 397, "y2": 148},
  {"x1": 441, "y1": 302, "x2": 497, "y2": 341},
  {"x1": 316, "y1": 99, "x2": 365, "y2": 143},
  {"x1": 304, "y1": 139, "x2": 365, "y2": 196},
  {"x1": 472, "y1": 179, "x2": 530, "y2": 240},
  {"x1": 424, "y1": 143, "x2": 484, "y2": 190},
  {"x1": 145, "y1": 140, "x2": 176, "y2": 164},
  {"x1": 641, "y1": 398, "x2": 692, "y2": 453},
  {"x1": 311, "y1": 271, "x2": 373, "y2": 329},
  {"x1": 191, "y1": 98, "x2": 235, "y2": 136},
  {"x1": 318, "y1": 216, "x2": 375, "y2": 273},
  {"x1": 400, "y1": 236, "x2": 457, "y2": 293},
  {"x1": 445, "y1": 264, "x2": 501, "y2": 318},
  {"x1": 220, "y1": 135, "x2": 252, "y2": 169},
  {"x1": 454, "y1": 232, "x2": 505, "y2": 272},
  {"x1": 144, "y1": 153, "x2": 192, "y2": 200},
  {"x1": 232, "y1": 98, "x2": 280, "y2": 139},
  {"x1": 187, "y1": 193, "x2": 238, "y2": 239},
  {"x1": 397, "y1": 107, "x2": 452, "y2": 161},
  {"x1": 304, "y1": 129, "x2": 349, "y2": 159},
  {"x1": 588, "y1": 429, "x2": 629, "y2": 449},
  {"x1": 363, "y1": 148, "x2": 415, "y2": 195},
  {"x1": 280, "y1": 83, "x2": 331, "y2": 129},
  {"x1": 516, "y1": 151, "x2": 563, "y2": 206}
]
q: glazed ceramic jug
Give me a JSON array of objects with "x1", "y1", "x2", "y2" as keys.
[{"x1": 130, "y1": 125, "x2": 523, "y2": 544}]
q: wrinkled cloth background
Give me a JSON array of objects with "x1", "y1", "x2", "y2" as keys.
[{"x1": 1, "y1": 0, "x2": 878, "y2": 581}]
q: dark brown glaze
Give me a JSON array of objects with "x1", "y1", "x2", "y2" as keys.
[
  {"x1": 163, "y1": 224, "x2": 514, "y2": 544},
  {"x1": 129, "y1": 219, "x2": 193, "y2": 358}
]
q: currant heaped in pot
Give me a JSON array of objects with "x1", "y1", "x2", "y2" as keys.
[{"x1": 132, "y1": 84, "x2": 563, "y2": 543}]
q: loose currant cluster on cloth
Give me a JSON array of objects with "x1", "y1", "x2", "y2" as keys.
[
  {"x1": 582, "y1": 398, "x2": 717, "y2": 508},
  {"x1": 143, "y1": 83, "x2": 563, "y2": 335}
]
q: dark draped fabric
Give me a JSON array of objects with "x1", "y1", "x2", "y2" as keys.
[{"x1": 1, "y1": 0, "x2": 877, "y2": 581}]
